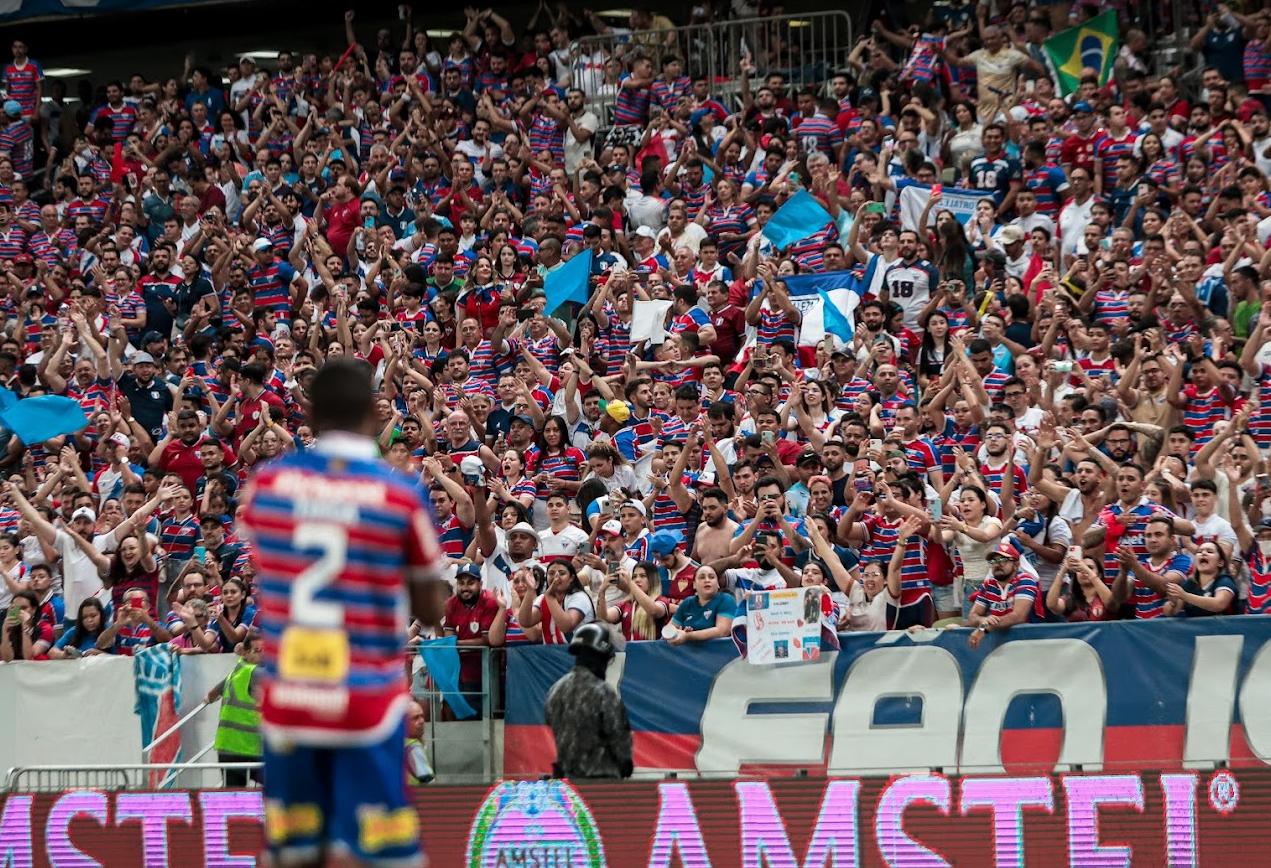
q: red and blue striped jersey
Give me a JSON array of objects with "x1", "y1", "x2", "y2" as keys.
[
  {"x1": 0, "y1": 225, "x2": 27, "y2": 261},
  {"x1": 0, "y1": 120, "x2": 34, "y2": 177},
  {"x1": 1134, "y1": 551, "x2": 1192, "y2": 619},
  {"x1": 859, "y1": 513, "x2": 900, "y2": 563},
  {"x1": 1096, "y1": 131, "x2": 1137, "y2": 193},
  {"x1": 89, "y1": 103, "x2": 138, "y2": 141},
  {"x1": 973, "y1": 572, "x2": 1043, "y2": 621},
  {"x1": 612, "y1": 75, "x2": 652, "y2": 126},
  {"x1": 979, "y1": 459, "x2": 1028, "y2": 506},
  {"x1": 469, "y1": 337, "x2": 519, "y2": 384},
  {"x1": 981, "y1": 370, "x2": 1011, "y2": 402},
  {"x1": 895, "y1": 534, "x2": 931, "y2": 606},
  {"x1": 1245, "y1": 41, "x2": 1271, "y2": 89},
  {"x1": 527, "y1": 112, "x2": 564, "y2": 165},
  {"x1": 650, "y1": 75, "x2": 691, "y2": 111},
  {"x1": 834, "y1": 376, "x2": 873, "y2": 411},
  {"x1": 247, "y1": 259, "x2": 296, "y2": 322},
  {"x1": 243, "y1": 436, "x2": 443, "y2": 745},
  {"x1": 902, "y1": 436, "x2": 941, "y2": 477},
  {"x1": 1024, "y1": 163, "x2": 1067, "y2": 215},
  {"x1": 1097, "y1": 501, "x2": 1176, "y2": 577},
  {"x1": 526, "y1": 446, "x2": 587, "y2": 499},
  {"x1": 1146, "y1": 158, "x2": 1179, "y2": 190},
  {"x1": 1250, "y1": 365, "x2": 1271, "y2": 450},
  {"x1": 756, "y1": 302, "x2": 797, "y2": 347},
  {"x1": 786, "y1": 221, "x2": 838, "y2": 272},
  {"x1": 1092, "y1": 288, "x2": 1130, "y2": 326},
  {"x1": 1245, "y1": 548, "x2": 1271, "y2": 615},
  {"x1": 937, "y1": 418, "x2": 981, "y2": 478},
  {"x1": 27, "y1": 228, "x2": 76, "y2": 266},
  {"x1": 702, "y1": 202, "x2": 754, "y2": 238},
  {"x1": 66, "y1": 197, "x2": 110, "y2": 227},
  {"x1": 3, "y1": 61, "x2": 42, "y2": 117},
  {"x1": 793, "y1": 114, "x2": 842, "y2": 158},
  {"x1": 160, "y1": 513, "x2": 200, "y2": 562},
  {"x1": 1181, "y1": 384, "x2": 1232, "y2": 451}
]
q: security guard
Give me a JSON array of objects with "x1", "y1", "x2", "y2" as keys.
[
  {"x1": 206, "y1": 629, "x2": 264, "y2": 786},
  {"x1": 543, "y1": 623, "x2": 633, "y2": 779}
]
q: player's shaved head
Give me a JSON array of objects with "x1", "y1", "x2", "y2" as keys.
[{"x1": 309, "y1": 359, "x2": 375, "y2": 435}]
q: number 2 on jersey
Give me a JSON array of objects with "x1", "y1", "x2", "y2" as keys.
[{"x1": 291, "y1": 522, "x2": 349, "y2": 629}]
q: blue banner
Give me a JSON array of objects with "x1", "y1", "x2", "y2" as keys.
[{"x1": 506, "y1": 618, "x2": 1271, "y2": 776}]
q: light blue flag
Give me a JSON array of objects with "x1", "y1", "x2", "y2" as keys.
[
  {"x1": 761, "y1": 190, "x2": 833, "y2": 251},
  {"x1": 418, "y1": 636, "x2": 477, "y2": 720},
  {"x1": 779, "y1": 270, "x2": 865, "y2": 347},
  {"x1": 0, "y1": 395, "x2": 88, "y2": 445},
  {"x1": 818, "y1": 286, "x2": 855, "y2": 342},
  {"x1": 544, "y1": 248, "x2": 594, "y2": 316}
]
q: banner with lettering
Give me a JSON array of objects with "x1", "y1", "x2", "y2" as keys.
[
  {"x1": 898, "y1": 182, "x2": 985, "y2": 232},
  {"x1": 746, "y1": 588, "x2": 825, "y2": 665},
  {"x1": 506, "y1": 618, "x2": 1271, "y2": 776}
]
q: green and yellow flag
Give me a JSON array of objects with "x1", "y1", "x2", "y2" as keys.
[{"x1": 1044, "y1": 10, "x2": 1118, "y2": 96}]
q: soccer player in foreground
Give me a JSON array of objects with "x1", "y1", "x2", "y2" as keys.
[{"x1": 242, "y1": 359, "x2": 445, "y2": 867}]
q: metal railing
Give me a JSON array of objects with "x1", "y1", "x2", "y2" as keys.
[
  {"x1": 411, "y1": 644, "x2": 502, "y2": 784},
  {"x1": 2, "y1": 762, "x2": 260, "y2": 793},
  {"x1": 576, "y1": 11, "x2": 853, "y2": 131}
]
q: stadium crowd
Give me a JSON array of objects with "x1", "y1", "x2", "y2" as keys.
[{"x1": 0, "y1": 0, "x2": 1270, "y2": 672}]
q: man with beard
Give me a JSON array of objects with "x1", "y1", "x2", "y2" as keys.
[
  {"x1": 967, "y1": 542, "x2": 1044, "y2": 649},
  {"x1": 691, "y1": 487, "x2": 738, "y2": 565},
  {"x1": 444, "y1": 563, "x2": 506, "y2": 710},
  {"x1": 853, "y1": 299, "x2": 898, "y2": 361},
  {"x1": 112, "y1": 351, "x2": 175, "y2": 442},
  {"x1": 978, "y1": 423, "x2": 1029, "y2": 508},
  {"x1": 1042, "y1": 457, "x2": 1110, "y2": 543},
  {"x1": 1113, "y1": 516, "x2": 1192, "y2": 620},
  {"x1": 1085, "y1": 464, "x2": 1195, "y2": 578},
  {"x1": 821, "y1": 438, "x2": 851, "y2": 507},
  {"x1": 892, "y1": 404, "x2": 943, "y2": 489},
  {"x1": 1118, "y1": 351, "x2": 1177, "y2": 459},
  {"x1": 150, "y1": 409, "x2": 208, "y2": 492},
  {"x1": 881, "y1": 231, "x2": 940, "y2": 334},
  {"x1": 478, "y1": 520, "x2": 540, "y2": 598}
]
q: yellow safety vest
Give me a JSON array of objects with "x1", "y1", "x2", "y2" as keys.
[{"x1": 214, "y1": 661, "x2": 261, "y2": 758}]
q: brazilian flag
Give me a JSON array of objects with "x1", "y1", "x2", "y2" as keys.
[{"x1": 1044, "y1": 10, "x2": 1118, "y2": 96}]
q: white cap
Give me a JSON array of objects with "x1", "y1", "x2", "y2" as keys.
[
  {"x1": 507, "y1": 522, "x2": 539, "y2": 542},
  {"x1": 251, "y1": 238, "x2": 274, "y2": 253},
  {"x1": 634, "y1": 226, "x2": 657, "y2": 240},
  {"x1": 71, "y1": 506, "x2": 96, "y2": 523}
]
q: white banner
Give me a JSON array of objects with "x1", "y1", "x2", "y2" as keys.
[
  {"x1": 746, "y1": 587, "x2": 825, "y2": 665},
  {"x1": 898, "y1": 183, "x2": 985, "y2": 233}
]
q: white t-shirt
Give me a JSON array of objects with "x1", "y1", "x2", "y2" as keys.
[
  {"x1": 952, "y1": 516, "x2": 1004, "y2": 596},
  {"x1": 657, "y1": 222, "x2": 708, "y2": 255},
  {"x1": 563, "y1": 110, "x2": 599, "y2": 175},
  {"x1": 847, "y1": 583, "x2": 893, "y2": 632},
  {"x1": 56, "y1": 528, "x2": 105, "y2": 618},
  {"x1": 480, "y1": 546, "x2": 538, "y2": 598},
  {"x1": 538, "y1": 525, "x2": 591, "y2": 564},
  {"x1": 1193, "y1": 512, "x2": 1239, "y2": 557}
]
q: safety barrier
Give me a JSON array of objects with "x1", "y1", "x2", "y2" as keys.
[
  {"x1": 1, "y1": 762, "x2": 259, "y2": 793},
  {"x1": 410, "y1": 644, "x2": 502, "y2": 783},
  {"x1": 576, "y1": 11, "x2": 853, "y2": 129}
]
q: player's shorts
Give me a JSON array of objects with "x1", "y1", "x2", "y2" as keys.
[{"x1": 263, "y1": 719, "x2": 423, "y2": 867}]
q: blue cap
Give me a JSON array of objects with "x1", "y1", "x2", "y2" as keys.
[
  {"x1": 1071, "y1": 100, "x2": 1093, "y2": 114},
  {"x1": 456, "y1": 562, "x2": 482, "y2": 580},
  {"x1": 3, "y1": 100, "x2": 21, "y2": 117},
  {"x1": 649, "y1": 529, "x2": 684, "y2": 557}
]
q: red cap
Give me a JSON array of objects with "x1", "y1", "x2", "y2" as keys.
[{"x1": 990, "y1": 542, "x2": 1019, "y2": 560}]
